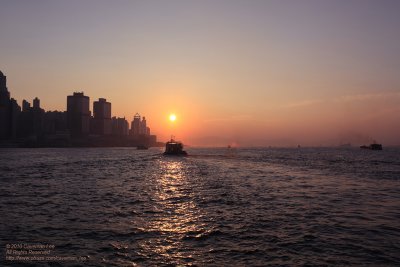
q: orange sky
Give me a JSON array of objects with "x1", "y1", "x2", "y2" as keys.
[{"x1": 1, "y1": 1, "x2": 400, "y2": 146}]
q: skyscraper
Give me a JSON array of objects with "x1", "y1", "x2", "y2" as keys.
[
  {"x1": 0, "y1": 71, "x2": 10, "y2": 139},
  {"x1": 22, "y1": 100, "x2": 31, "y2": 112},
  {"x1": 67, "y1": 92, "x2": 90, "y2": 137},
  {"x1": 0, "y1": 71, "x2": 9, "y2": 104},
  {"x1": 33, "y1": 97, "x2": 40, "y2": 109},
  {"x1": 112, "y1": 117, "x2": 129, "y2": 136},
  {"x1": 130, "y1": 113, "x2": 141, "y2": 136},
  {"x1": 130, "y1": 113, "x2": 151, "y2": 137},
  {"x1": 140, "y1": 116, "x2": 147, "y2": 135},
  {"x1": 92, "y1": 98, "x2": 111, "y2": 135},
  {"x1": 18, "y1": 97, "x2": 44, "y2": 138},
  {"x1": 0, "y1": 71, "x2": 20, "y2": 140}
]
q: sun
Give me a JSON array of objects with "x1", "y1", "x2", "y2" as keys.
[{"x1": 169, "y1": 114, "x2": 176, "y2": 122}]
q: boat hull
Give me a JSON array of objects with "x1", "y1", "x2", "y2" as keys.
[{"x1": 163, "y1": 151, "x2": 188, "y2": 156}]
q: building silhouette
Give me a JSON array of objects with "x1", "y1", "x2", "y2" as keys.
[
  {"x1": 33, "y1": 97, "x2": 40, "y2": 109},
  {"x1": 91, "y1": 98, "x2": 111, "y2": 135},
  {"x1": 0, "y1": 71, "x2": 20, "y2": 140},
  {"x1": 22, "y1": 99, "x2": 30, "y2": 112},
  {"x1": 9, "y1": 99, "x2": 20, "y2": 139},
  {"x1": 130, "y1": 113, "x2": 141, "y2": 136},
  {"x1": 130, "y1": 113, "x2": 151, "y2": 136},
  {"x1": 17, "y1": 97, "x2": 44, "y2": 138},
  {"x1": 42, "y1": 111, "x2": 69, "y2": 146},
  {"x1": 128, "y1": 113, "x2": 155, "y2": 146},
  {"x1": 43, "y1": 111, "x2": 68, "y2": 134},
  {"x1": 0, "y1": 70, "x2": 157, "y2": 146},
  {"x1": 67, "y1": 92, "x2": 90, "y2": 137},
  {"x1": 111, "y1": 117, "x2": 129, "y2": 136},
  {"x1": 140, "y1": 116, "x2": 147, "y2": 135}
]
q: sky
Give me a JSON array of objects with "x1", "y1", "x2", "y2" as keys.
[{"x1": 1, "y1": 0, "x2": 400, "y2": 146}]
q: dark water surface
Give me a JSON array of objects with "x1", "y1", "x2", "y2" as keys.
[{"x1": 1, "y1": 147, "x2": 400, "y2": 266}]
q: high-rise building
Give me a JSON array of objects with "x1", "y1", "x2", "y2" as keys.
[
  {"x1": 112, "y1": 116, "x2": 129, "y2": 136},
  {"x1": 67, "y1": 92, "x2": 90, "y2": 137},
  {"x1": 22, "y1": 100, "x2": 31, "y2": 112},
  {"x1": 130, "y1": 113, "x2": 151, "y2": 137},
  {"x1": 0, "y1": 71, "x2": 20, "y2": 140},
  {"x1": 33, "y1": 97, "x2": 40, "y2": 109},
  {"x1": 31, "y1": 97, "x2": 44, "y2": 137},
  {"x1": 9, "y1": 98, "x2": 21, "y2": 138},
  {"x1": 140, "y1": 116, "x2": 147, "y2": 135},
  {"x1": 18, "y1": 97, "x2": 44, "y2": 138},
  {"x1": 92, "y1": 98, "x2": 112, "y2": 135},
  {"x1": 43, "y1": 111, "x2": 68, "y2": 135},
  {"x1": 42, "y1": 111, "x2": 69, "y2": 146},
  {"x1": 130, "y1": 113, "x2": 141, "y2": 136},
  {"x1": 0, "y1": 71, "x2": 10, "y2": 139},
  {"x1": 0, "y1": 71, "x2": 10, "y2": 105}
]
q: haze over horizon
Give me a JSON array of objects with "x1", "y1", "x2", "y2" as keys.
[{"x1": 1, "y1": 0, "x2": 399, "y2": 146}]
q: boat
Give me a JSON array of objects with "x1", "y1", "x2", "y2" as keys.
[
  {"x1": 137, "y1": 145, "x2": 149, "y2": 150},
  {"x1": 163, "y1": 138, "x2": 187, "y2": 156},
  {"x1": 360, "y1": 143, "x2": 383, "y2": 150}
]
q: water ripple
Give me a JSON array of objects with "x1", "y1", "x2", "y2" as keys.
[{"x1": 0, "y1": 147, "x2": 400, "y2": 266}]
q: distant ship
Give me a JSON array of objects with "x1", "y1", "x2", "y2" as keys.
[
  {"x1": 163, "y1": 138, "x2": 188, "y2": 156},
  {"x1": 360, "y1": 143, "x2": 383, "y2": 150},
  {"x1": 137, "y1": 145, "x2": 149, "y2": 150}
]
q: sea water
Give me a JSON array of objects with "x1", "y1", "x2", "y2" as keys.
[{"x1": 1, "y1": 147, "x2": 400, "y2": 266}]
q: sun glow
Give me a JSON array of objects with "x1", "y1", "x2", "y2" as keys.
[{"x1": 169, "y1": 114, "x2": 176, "y2": 122}]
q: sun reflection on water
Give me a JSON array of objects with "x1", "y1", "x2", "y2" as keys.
[{"x1": 137, "y1": 158, "x2": 206, "y2": 265}]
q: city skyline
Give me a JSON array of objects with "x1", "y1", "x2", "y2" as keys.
[
  {"x1": 0, "y1": 70, "x2": 157, "y2": 147},
  {"x1": 1, "y1": 1, "x2": 400, "y2": 146}
]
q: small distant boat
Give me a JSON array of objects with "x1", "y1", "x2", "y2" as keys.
[
  {"x1": 360, "y1": 143, "x2": 383, "y2": 150},
  {"x1": 163, "y1": 138, "x2": 187, "y2": 156},
  {"x1": 137, "y1": 145, "x2": 149, "y2": 150}
]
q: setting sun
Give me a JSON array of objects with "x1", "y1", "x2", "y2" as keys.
[{"x1": 169, "y1": 114, "x2": 176, "y2": 122}]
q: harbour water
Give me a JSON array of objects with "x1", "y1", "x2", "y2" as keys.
[{"x1": 1, "y1": 147, "x2": 400, "y2": 266}]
